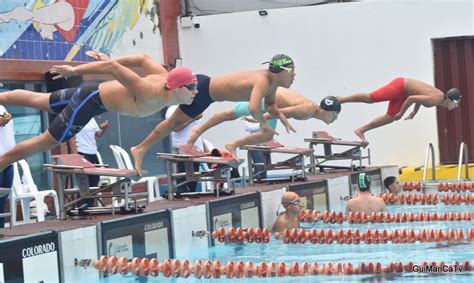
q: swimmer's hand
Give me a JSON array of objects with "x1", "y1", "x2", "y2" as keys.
[
  {"x1": 50, "y1": 65, "x2": 76, "y2": 80},
  {"x1": 393, "y1": 112, "x2": 403, "y2": 121},
  {"x1": 278, "y1": 114, "x2": 296, "y2": 134},
  {"x1": 241, "y1": 116, "x2": 258, "y2": 123},
  {"x1": 404, "y1": 111, "x2": 417, "y2": 120},
  {"x1": 86, "y1": 50, "x2": 111, "y2": 61}
]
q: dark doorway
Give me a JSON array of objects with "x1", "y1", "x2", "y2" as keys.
[{"x1": 433, "y1": 36, "x2": 474, "y2": 164}]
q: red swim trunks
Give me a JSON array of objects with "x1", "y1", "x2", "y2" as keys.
[{"x1": 369, "y1": 77, "x2": 406, "y2": 117}]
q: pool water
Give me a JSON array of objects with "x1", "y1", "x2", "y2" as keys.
[{"x1": 99, "y1": 205, "x2": 473, "y2": 282}]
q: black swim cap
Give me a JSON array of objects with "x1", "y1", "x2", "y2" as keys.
[
  {"x1": 320, "y1": 96, "x2": 341, "y2": 112},
  {"x1": 263, "y1": 54, "x2": 294, "y2": 73},
  {"x1": 445, "y1": 88, "x2": 462, "y2": 102},
  {"x1": 358, "y1": 173, "x2": 372, "y2": 191}
]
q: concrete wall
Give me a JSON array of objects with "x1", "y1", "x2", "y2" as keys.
[
  {"x1": 260, "y1": 186, "x2": 288, "y2": 229},
  {"x1": 327, "y1": 176, "x2": 350, "y2": 212},
  {"x1": 60, "y1": 227, "x2": 99, "y2": 282},
  {"x1": 171, "y1": 204, "x2": 209, "y2": 258}
]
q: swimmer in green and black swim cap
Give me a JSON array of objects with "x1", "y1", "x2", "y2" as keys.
[
  {"x1": 264, "y1": 54, "x2": 295, "y2": 74},
  {"x1": 346, "y1": 172, "x2": 388, "y2": 214}
]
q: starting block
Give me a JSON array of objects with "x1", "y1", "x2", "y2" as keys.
[
  {"x1": 304, "y1": 131, "x2": 371, "y2": 172},
  {"x1": 156, "y1": 146, "x2": 244, "y2": 200},
  {"x1": 240, "y1": 140, "x2": 314, "y2": 186},
  {"x1": 44, "y1": 154, "x2": 147, "y2": 219}
]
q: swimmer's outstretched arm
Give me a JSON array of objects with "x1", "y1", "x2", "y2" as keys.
[
  {"x1": 262, "y1": 104, "x2": 315, "y2": 120},
  {"x1": 50, "y1": 59, "x2": 155, "y2": 101},
  {"x1": 117, "y1": 54, "x2": 168, "y2": 75},
  {"x1": 248, "y1": 82, "x2": 270, "y2": 122},
  {"x1": 87, "y1": 52, "x2": 167, "y2": 75},
  {"x1": 265, "y1": 99, "x2": 296, "y2": 133},
  {"x1": 248, "y1": 82, "x2": 281, "y2": 134},
  {"x1": 404, "y1": 103, "x2": 421, "y2": 120},
  {"x1": 394, "y1": 95, "x2": 436, "y2": 120}
]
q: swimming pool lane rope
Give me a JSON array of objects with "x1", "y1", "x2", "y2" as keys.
[
  {"x1": 210, "y1": 226, "x2": 474, "y2": 244},
  {"x1": 379, "y1": 193, "x2": 474, "y2": 205},
  {"x1": 90, "y1": 255, "x2": 473, "y2": 278},
  {"x1": 297, "y1": 210, "x2": 473, "y2": 224},
  {"x1": 403, "y1": 181, "x2": 474, "y2": 192}
]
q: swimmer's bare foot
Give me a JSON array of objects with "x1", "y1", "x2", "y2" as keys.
[
  {"x1": 131, "y1": 146, "x2": 145, "y2": 175},
  {"x1": 224, "y1": 143, "x2": 239, "y2": 161},
  {"x1": 187, "y1": 127, "x2": 201, "y2": 146},
  {"x1": 354, "y1": 129, "x2": 369, "y2": 147}
]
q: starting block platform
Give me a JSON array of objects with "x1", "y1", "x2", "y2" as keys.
[{"x1": 44, "y1": 154, "x2": 147, "y2": 219}]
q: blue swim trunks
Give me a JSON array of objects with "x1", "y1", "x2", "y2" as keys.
[
  {"x1": 48, "y1": 80, "x2": 107, "y2": 142},
  {"x1": 232, "y1": 101, "x2": 278, "y2": 129}
]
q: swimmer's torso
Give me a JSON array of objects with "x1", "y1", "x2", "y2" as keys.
[
  {"x1": 405, "y1": 78, "x2": 444, "y2": 107},
  {"x1": 347, "y1": 195, "x2": 386, "y2": 214},
  {"x1": 209, "y1": 70, "x2": 278, "y2": 102},
  {"x1": 98, "y1": 74, "x2": 167, "y2": 117},
  {"x1": 275, "y1": 88, "x2": 316, "y2": 119}
]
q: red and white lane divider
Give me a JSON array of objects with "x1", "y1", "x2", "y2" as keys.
[
  {"x1": 439, "y1": 194, "x2": 474, "y2": 205},
  {"x1": 402, "y1": 182, "x2": 423, "y2": 192},
  {"x1": 379, "y1": 193, "x2": 474, "y2": 205},
  {"x1": 438, "y1": 182, "x2": 474, "y2": 192},
  {"x1": 211, "y1": 227, "x2": 474, "y2": 244},
  {"x1": 296, "y1": 210, "x2": 473, "y2": 224},
  {"x1": 403, "y1": 181, "x2": 474, "y2": 192},
  {"x1": 91, "y1": 256, "x2": 473, "y2": 278}
]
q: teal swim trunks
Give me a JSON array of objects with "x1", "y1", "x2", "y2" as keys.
[{"x1": 232, "y1": 101, "x2": 278, "y2": 129}]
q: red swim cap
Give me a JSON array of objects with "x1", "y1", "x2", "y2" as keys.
[{"x1": 166, "y1": 67, "x2": 197, "y2": 89}]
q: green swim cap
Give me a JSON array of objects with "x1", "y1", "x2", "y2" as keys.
[
  {"x1": 358, "y1": 172, "x2": 372, "y2": 191},
  {"x1": 263, "y1": 54, "x2": 294, "y2": 73}
]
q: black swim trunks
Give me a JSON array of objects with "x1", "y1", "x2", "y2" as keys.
[
  {"x1": 48, "y1": 80, "x2": 107, "y2": 142},
  {"x1": 179, "y1": 74, "x2": 214, "y2": 118}
]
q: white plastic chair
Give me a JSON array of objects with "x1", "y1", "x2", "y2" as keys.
[
  {"x1": 17, "y1": 160, "x2": 59, "y2": 222},
  {"x1": 109, "y1": 145, "x2": 160, "y2": 202},
  {"x1": 96, "y1": 151, "x2": 116, "y2": 186},
  {"x1": 11, "y1": 162, "x2": 35, "y2": 225},
  {"x1": 10, "y1": 161, "x2": 58, "y2": 226}
]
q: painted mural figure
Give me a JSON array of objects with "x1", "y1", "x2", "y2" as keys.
[
  {"x1": 0, "y1": 0, "x2": 88, "y2": 42},
  {"x1": 0, "y1": 1, "x2": 158, "y2": 61}
]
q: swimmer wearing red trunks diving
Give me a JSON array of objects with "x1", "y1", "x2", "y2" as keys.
[{"x1": 337, "y1": 78, "x2": 461, "y2": 145}]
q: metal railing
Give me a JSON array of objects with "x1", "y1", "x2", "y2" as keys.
[
  {"x1": 422, "y1": 143, "x2": 436, "y2": 184},
  {"x1": 457, "y1": 142, "x2": 469, "y2": 181}
]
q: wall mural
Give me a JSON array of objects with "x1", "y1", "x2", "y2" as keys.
[{"x1": 0, "y1": 0, "x2": 160, "y2": 61}]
